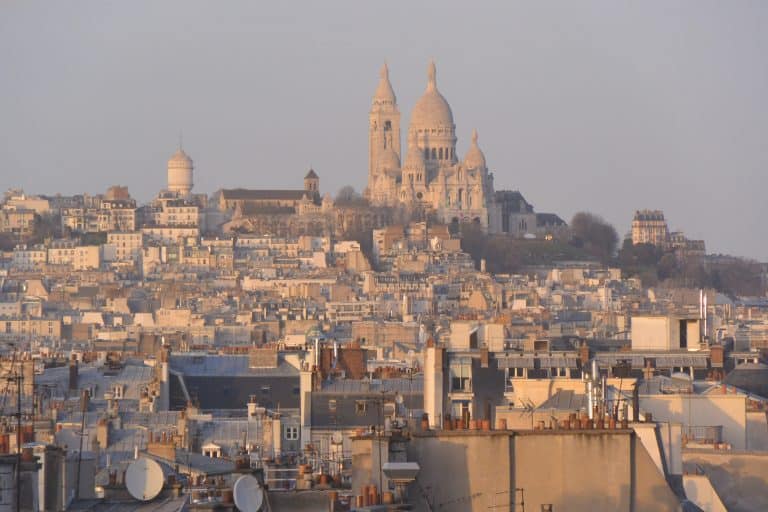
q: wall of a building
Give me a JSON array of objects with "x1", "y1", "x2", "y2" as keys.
[
  {"x1": 746, "y1": 410, "x2": 768, "y2": 451},
  {"x1": 406, "y1": 431, "x2": 680, "y2": 512},
  {"x1": 639, "y1": 394, "x2": 747, "y2": 449},
  {"x1": 683, "y1": 451, "x2": 768, "y2": 512},
  {"x1": 632, "y1": 316, "x2": 676, "y2": 350},
  {"x1": 683, "y1": 474, "x2": 727, "y2": 512}
]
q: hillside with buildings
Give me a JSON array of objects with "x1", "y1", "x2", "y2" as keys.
[{"x1": 0, "y1": 62, "x2": 766, "y2": 512}]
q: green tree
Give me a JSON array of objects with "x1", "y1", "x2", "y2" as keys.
[{"x1": 570, "y1": 212, "x2": 619, "y2": 264}]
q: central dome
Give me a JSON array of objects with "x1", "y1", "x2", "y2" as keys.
[{"x1": 409, "y1": 61, "x2": 454, "y2": 132}]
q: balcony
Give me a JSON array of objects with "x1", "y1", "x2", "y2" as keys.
[{"x1": 684, "y1": 425, "x2": 723, "y2": 446}]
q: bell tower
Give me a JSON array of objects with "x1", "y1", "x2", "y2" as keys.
[{"x1": 368, "y1": 63, "x2": 401, "y2": 189}]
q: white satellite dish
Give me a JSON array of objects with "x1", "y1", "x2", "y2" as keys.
[
  {"x1": 331, "y1": 431, "x2": 343, "y2": 445},
  {"x1": 125, "y1": 457, "x2": 164, "y2": 501},
  {"x1": 233, "y1": 474, "x2": 264, "y2": 512}
]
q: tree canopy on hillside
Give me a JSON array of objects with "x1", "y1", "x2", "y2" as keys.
[{"x1": 570, "y1": 212, "x2": 619, "y2": 264}]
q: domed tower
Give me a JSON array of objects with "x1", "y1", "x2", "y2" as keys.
[
  {"x1": 409, "y1": 61, "x2": 456, "y2": 179},
  {"x1": 463, "y1": 129, "x2": 487, "y2": 171},
  {"x1": 367, "y1": 63, "x2": 401, "y2": 202},
  {"x1": 400, "y1": 131, "x2": 427, "y2": 203},
  {"x1": 462, "y1": 129, "x2": 490, "y2": 209},
  {"x1": 167, "y1": 147, "x2": 193, "y2": 196},
  {"x1": 370, "y1": 146, "x2": 401, "y2": 205}
]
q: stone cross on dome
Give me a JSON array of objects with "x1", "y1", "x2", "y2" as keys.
[{"x1": 427, "y1": 60, "x2": 437, "y2": 90}]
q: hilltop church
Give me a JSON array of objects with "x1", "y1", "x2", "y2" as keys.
[{"x1": 364, "y1": 61, "x2": 565, "y2": 237}]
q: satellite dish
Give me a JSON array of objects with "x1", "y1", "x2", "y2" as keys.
[
  {"x1": 233, "y1": 474, "x2": 264, "y2": 512},
  {"x1": 125, "y1": 457, "x2": 163, "y2": 501},
  {"x1": 395, "y1": 393, "x2": 405, "y2": 405},
  {"x1": 331, "y1": 431, "x2": 343, "y2": 445}
]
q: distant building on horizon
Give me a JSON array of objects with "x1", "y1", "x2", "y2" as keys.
[
  {"x1": 631, "y1": 209, "x2": 705, "y2": 258},
  {"x1": 631, "y1": 209, "x2": 669, "y2": 246}
]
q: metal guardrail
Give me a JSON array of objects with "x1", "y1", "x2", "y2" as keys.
[{"x1": 685, "y1": 425, "x2": 723, "y2": 444}]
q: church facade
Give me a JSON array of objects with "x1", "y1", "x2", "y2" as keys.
[
  {"x1": 365, "y1": 62, "x2": 495, "y2": 231},
  {"x1": 364, "y1": 61, "x2": 567, "y2": 238}
]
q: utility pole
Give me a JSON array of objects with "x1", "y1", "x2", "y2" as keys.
[
  {"x1": 75, "y1": 389, "x2": 88, "y2": 500},
  {"x1": 13, "y1": 367, "x2": 22, "y2": 512},
  {"x1": 377, "y1": 390, "x2": 384, "y2": 496}
]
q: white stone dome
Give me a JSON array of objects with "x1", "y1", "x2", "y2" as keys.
[
  {"x1": 410, "y1": 61, "x2": 454, "y2": 131},
  {"x1": 463, "y1": 129, "x2": 486, "y2": 169},
  {"x1": 168, "y1": 148, "x2": 192, "y2": 168},
  {"x1": 167, "y1": 148, "x2": 193, "y2": 195}
]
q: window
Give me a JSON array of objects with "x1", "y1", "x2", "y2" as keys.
[
  {"x1": 550, "y1": 367, "x2": 568, "y2": 378},
  {"x1": 424, "y1": 148, "x2": 430, "y2": 160},
  {"x1": 439, "y1": 147, "x2": 444, "y2": 159},
  {"x1": 355, "y1": 400, "x2": 367, "y2": 415},
  {"x1": 431, "y1": 148, "x2": 437, "y2": 159},
  {"x1": 510, "y1": 367, "x2": 525, "y2": 378},
  {"x1": 284, "y1": 426, "x2": 299, "y2": 440},
  {"x1": 450, "y1": 357, "x2": 472, "y2": 392}
]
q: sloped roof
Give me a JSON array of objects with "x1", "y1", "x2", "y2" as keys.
[{"x1": 221, "y1": 188, "x2": 307, "y2": 201}]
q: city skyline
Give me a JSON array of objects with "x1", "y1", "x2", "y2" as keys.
[
  {"x1": 2, "y1": 1, "x2": 767, "y2": 259},
  {"x1": 1, "y1": 4, "x2": 767, "y2": 510}
]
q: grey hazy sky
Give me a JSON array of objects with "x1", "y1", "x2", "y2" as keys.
[{"x1": 1, "y1": 1, "x2": 767, "y2": 260}]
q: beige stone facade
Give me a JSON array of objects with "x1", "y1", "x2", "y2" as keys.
[{"x1": 632, "y1": 209, "x2": 669, "y2": 246}]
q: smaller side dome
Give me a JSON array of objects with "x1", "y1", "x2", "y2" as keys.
[
  {"x1": 403, "y1": 131, "x2": 425, "y2": 170},
  {"x1": 377, "y1": 146, "x2": 401, "y2": 173},
  {"x1": 463, "y1": 129, "x2": 486, "y2": 169}
]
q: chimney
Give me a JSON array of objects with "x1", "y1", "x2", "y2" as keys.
[
  {"x1": 247, "y1": 396, "x2": 259, "y2": 418},
  {"x1": 480, "y1": 348, "x2": 489, "y2": 368},
  {"x1": 69, "y1": 358, "x2": 79, "y2": 391},
  {"x1": 579, "y1": 342, "x2": 590, "y2": 366},
  {"x1": 80, "y1": 389, "x2": 90, "y2": 413},
  {"x1": 97, "y1": 418, "x2": 109, "y2": 449},
  {"x1": 710, "y1": 345, "x2": 724, "y2": 368}
]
